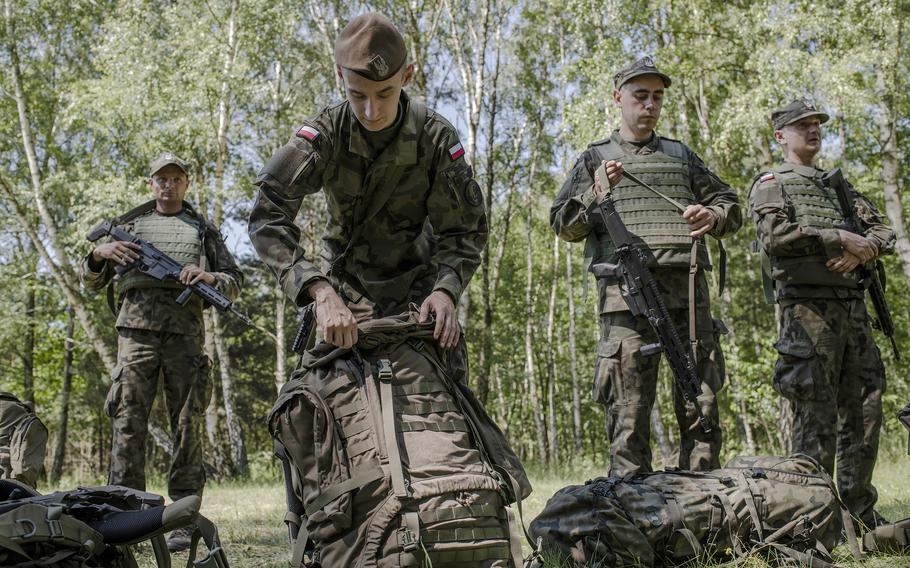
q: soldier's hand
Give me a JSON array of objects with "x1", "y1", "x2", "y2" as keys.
[
  {"x1": 593, "y1": 160, "x2": 624, "y2": 202},
  {"x1": 419, "y1": 290, "x2": 459, "y2": 348},
  {"x1": 179, "y1": 264, "x2": 216, "y2": 286},
  {"x1": 838, "y1": 230, "x2": 876, "y2": 263},
  {"x1": 826, "y1": 251, "x2": 862, "y2": 273},
  {"x1": 309, "y1": 281, "x2": 358, "y2": 349},
  {"x1": 683, "y1": 204, "x2": 717, "y2": 238},
  {"x1": 92, "y1": 241, "x2": 142, "y2": 266}
]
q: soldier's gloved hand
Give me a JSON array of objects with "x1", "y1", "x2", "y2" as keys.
[
  {"x1": 593, "y1": 160, "x2": 624, "y2": 202},
  {"x1": 826, "y1": 251, "x2": 862, "y2": 273},
  {"x1": 838, "y1": 229, "x2": 876, "y2": 263},
  {"x1": 309, "y1": 281, "x2": 358, "y2": 349},
  {"x1": 419, "y1": 290, "x2": 459, "y2": 348},
  {"x1": 179, "y1": 264, "x2": 216, "y2": 286},
  {"x1": 92, "y1": 241, "x2": 142, "y2": 266},
  {"x1": 682, "y1": 204, "x2": 717, "y2": 238}
]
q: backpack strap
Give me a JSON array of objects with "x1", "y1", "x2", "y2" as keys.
[{"x1": 376, "y1": 359, "x2": 410, "y2": 499}]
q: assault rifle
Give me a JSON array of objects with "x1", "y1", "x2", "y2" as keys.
[
  {"x1": 823, "y1": 169, "x2": 899, "y2": 360},
  {"x1": 590, "y1": 165, "x2": 712, "y2": 435},
  {"x1": 87, "y1": 220, "x2": 251, "y2": 325}
]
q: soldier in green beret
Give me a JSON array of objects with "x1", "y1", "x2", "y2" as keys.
[
  {"x1": 748, "y1": 100, "x2": 894, "y2": 528},
  {"x1": 81, "y1": 153, "x2": 243, "y2": 551},
  {"x1": 249, "y1": 13, "x2": 487, "y2": 348},
  {"x1": 551, "y1": 57, "x2": 741, "y2": 477}
]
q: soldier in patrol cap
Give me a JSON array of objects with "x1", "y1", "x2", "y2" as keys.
[
  {"x1": 249, "y1": 12, "x2": 487, "y2": 351},
  {"x1": 81, "y1": 152, "x2": 243, "y2": 551},
  {"x1": 748, "y1": 99, "x2": 894, "y2": 528},
  {"x1": 551, "y1": 56, "x2": 741, "y2": 477}
]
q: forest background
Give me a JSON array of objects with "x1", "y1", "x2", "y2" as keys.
[{"x1": 1, "y1": 0, "x2": 909, "y2": 485}]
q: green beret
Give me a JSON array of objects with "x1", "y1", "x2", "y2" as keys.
[
  {"x1": 334, "y1": 12, "x2": 407, "y2": 82},
  {"x1": 772, "y1": 99, "x2": 830, "y2": 130},
  {"x1": 613, "y1": 56, "x2": 671, "y2": 89}
]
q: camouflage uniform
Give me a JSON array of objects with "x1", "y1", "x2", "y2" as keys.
[
  {"x1": 749, "y1": 161, "x2": 894, "y2": 527},
  {"x1": 552, "y1": 130, "x2": 741, "y2": 476},
  {"x1": 249, "y1": 90, "x2": 487, "y2": 317},
  {"x1": 81, "y1": 200, "x2": 242, "y2": 502},
  {"x1": 0, "y1": 392, "x2": 48, "y2": 488}
]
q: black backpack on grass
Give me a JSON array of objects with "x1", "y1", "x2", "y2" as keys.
[{"x1": 0, "y1": 479, "x2": 229, "y2": 567}]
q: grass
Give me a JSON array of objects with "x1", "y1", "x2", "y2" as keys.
[{"x1": 87, "y1": 460, "x2": 910, "y2": 567}]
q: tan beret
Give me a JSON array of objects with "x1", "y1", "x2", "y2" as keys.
[{"x1": 334, "y1": 13, "x2": 407, "y2": 82}]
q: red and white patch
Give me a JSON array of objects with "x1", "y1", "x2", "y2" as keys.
[
  {"x1": 448, "y1": 142, "x2": 465, "y2": 161},
  {"x1": 760, "y1": 173, "x2": 775, "y2": 183},
  {"x1": 296, "y1": 125, "x2": 320, "y2": 142}
]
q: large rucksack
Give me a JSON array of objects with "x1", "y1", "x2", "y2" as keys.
[
  {"x1": 269, "y1": 312, "x2": 532, "y2": 568},
  {"x1": 529, "y1": 455, "x2": 862, "y2": 567},
  {"x1": 0, "y1": 479, "x2": 229, "y2": 567},
  {"x1": 0, "y1": 392, "x2": 48, "y2": 488}
]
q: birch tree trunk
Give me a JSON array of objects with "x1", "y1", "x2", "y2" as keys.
[
  {"x1": 876, "y1": 50, "x2": 910, "y2": 285},
  {"x1": 524, "y1": 162, "x2": 547, "y2": 465},
  {"x1": 49, "y1": 307, "x2": 75, "y2": 484},
  {"x1": 209, "y1": 0, "x2": 248, "y2": 478},
  {"x1": 3, "y1": 0, "x2": 115, "y2": 370},
  {"x1": 545, "y1": 236, "x2": 560, "y2": 465},
  {"x1": 565, "y1": 245, "x2": 584, "y2": 455}
]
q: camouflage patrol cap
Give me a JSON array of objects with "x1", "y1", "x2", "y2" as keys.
[
  {"x1": 613, "y1": 56, "x2": 671, "y2": 89},
  {"x1": 148, "y1": 152, "x2": 190, "y2": 177},
  {"x1": 772, "y1": 99, "x2": 830, "y2": 130},
  {"x1": 335, "y1": 13, "x2": 407, "y2": 82}
]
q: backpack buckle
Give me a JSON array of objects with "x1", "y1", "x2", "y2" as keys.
[
  {"x1": 377, "y1": 359, "x2": 393, "y2": 381},
  {"x1": 16, "y1": 519, "x2": 37, "y2": 538},
  {"x1": 398, "y1": 528, "x2": 419, "y2": 552},
  {"x1": 47, "y1": 519, "x2": 63, "y2": 538}
]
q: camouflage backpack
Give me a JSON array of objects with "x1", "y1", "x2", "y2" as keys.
[
  {"x1": 0, "y1": 479, "x2": 229, "y2": 567},
  {"x1": 269, "y1": 311, "x2": 532, "y2": 568},
  {"x1": 0, "y1": 392, "x2": 49, "y2": 488},
  {"x1": 529, "y1": 455, "x2": 862, "y2": 567}
]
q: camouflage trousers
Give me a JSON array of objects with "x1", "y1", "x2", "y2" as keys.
[
  {"x1": 104, "y1": 328, "x2": 211, "y2": 501},
  {"x1": 595, "y1": 308, "x2": 727, "y2": 477},
  {"x1": 773, "y1": 298, "x2": 884, "y2": 526}
]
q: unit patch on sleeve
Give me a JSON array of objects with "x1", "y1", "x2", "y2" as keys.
[
  {"x1": 296, "y1": 125, "x2": 321, "y2": 142},
  {"x1": 464, "y1": 179, "x2": 483, "y2": 207},
  {"x1": 448, "y1": 142, "x2": 465, "y2": 161}
]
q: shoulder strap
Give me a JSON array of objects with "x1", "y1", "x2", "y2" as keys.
[{"x1": 112, "y1": 200, "x2": 157, "y2": 225}]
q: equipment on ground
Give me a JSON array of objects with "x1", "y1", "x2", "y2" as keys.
[
  {"x1": 0, "y1": 480, "x2": 229, "y2": 567},
  {"x1": 528, "y1": 455, "x2": 863, "y2": 568}
]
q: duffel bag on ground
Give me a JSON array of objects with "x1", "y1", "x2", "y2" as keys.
[
  {"x1": 529, "y1": 454, "x2": 861, "y2": 567},
  {"x1": 270, "y1": 311, "x2": 532, "y2": 568}
]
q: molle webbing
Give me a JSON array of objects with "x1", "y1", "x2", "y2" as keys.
[
  {"x1": 778, "y1": 173, "x2": 844, "y2": 230},
  {"x1": 117, "y1": 213, "x2": 203, "y2": 292},
  {"x1": 611, "y1": 153, "x2": 696, "y2": 249},
  {"x1": 585, "y1": 140, "x2": 705, "y2": 270}
]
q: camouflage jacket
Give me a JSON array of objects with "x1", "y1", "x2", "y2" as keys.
[
  {"x1": 748, "y1": 162, "x2": 895, "y2": 301},
  {"x1": 80, "y1": 201, "x2": 243, "y2": 336},
  {"x1": 550, "y1": 131, "x2": 741, "y2": 311},
  {"x1": 249, "y1": 91, "x2": 487, "y2": 317}
]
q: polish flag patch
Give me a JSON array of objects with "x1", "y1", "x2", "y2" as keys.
[
  {"x1": 760, "y1": 172, "x2": 775, "y2": 183},
  {"x1": 448, "y1": 142, "x2": 465, "y2": 161},
  {"x1": 296, "y1": 125, "x2": 320, "y2": 142}
]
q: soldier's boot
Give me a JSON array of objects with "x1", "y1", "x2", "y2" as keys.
[{"x1": 167, "y1": 524, "x2": 196, "y2": 552}]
